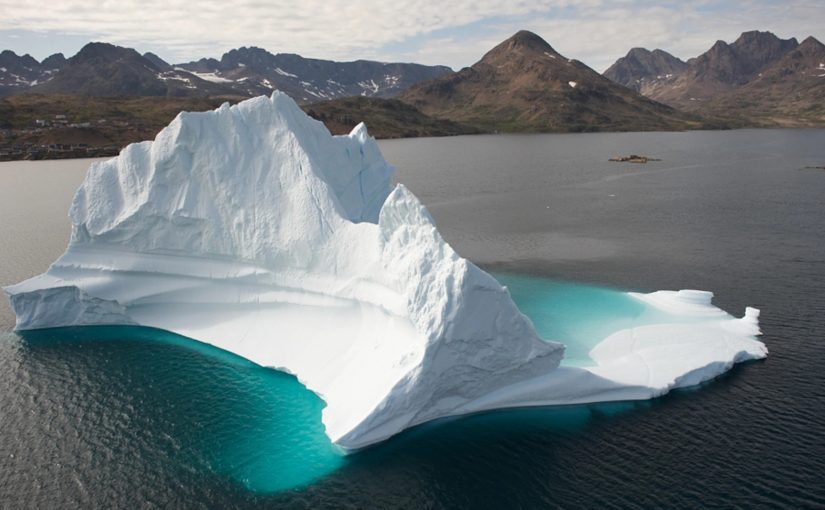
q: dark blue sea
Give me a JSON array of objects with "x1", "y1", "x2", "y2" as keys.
[{"x1": 1, "y1": 129, "x2": 824, "y2": 508}]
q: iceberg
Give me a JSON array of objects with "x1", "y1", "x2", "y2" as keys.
[{"x1": 4, "y1": 93, "x2": 767, "y2": 450}]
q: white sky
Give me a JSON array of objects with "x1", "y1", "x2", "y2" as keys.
[{"x1": 1, "y1": 0, "x2": 823, "y2": 72}]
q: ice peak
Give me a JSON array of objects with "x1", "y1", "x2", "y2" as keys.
[
  {"x1": 349, "y1": 121, "x2": 370, "y2": 142},
  {"x1": 6, "y1": 93, "x2": 767, "y2": 452},
  {"x1": 380, "y1": 184, "x2": 435, "y2": 236},
  {"x1": 69, "y1": 91, "x2": 392, "y2": 260}
]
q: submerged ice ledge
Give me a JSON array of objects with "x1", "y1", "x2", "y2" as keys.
[{"x1": 4, "y1": 93, "x2": 766, "y2": 450}]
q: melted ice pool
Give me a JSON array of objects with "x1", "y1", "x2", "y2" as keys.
[{"x1": 493, "y1": 273, "x2": 717, "y2": 367}]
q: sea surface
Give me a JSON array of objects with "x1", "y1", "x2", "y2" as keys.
[{"x1": 1, "y1": 129, "x2": 824, "y2": 508}]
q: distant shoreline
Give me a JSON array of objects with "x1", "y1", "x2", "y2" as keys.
[
  {"x1": 3, "y1": 92, "x2": 824, "y2": 163},
  {"x1": 4, "y1": 124, "x2": 825, "y2": 165}
]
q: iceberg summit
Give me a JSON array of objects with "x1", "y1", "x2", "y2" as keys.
[{"x1": 5, "y1": 93, "x2": 767, "y2": 450}]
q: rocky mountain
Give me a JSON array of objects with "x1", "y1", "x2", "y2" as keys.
[
  {"x1": 3, "y1": 43, "x2": 450, "y2": 102},
  {"x1": 6, "y1": 28, "x2": 823, "y2": 139},
  {"x1": 696, "y1": 36, "x2": 825, "y2": 126},
  {"x1": 142, "y1": 52, "x2": 172, "y2": 71},
  {"x1": 30, "y1": 43, "x2": 237, "y2": 97},
  {"x1": 606, "y1": 31, "x2": 799, "y2": 107},
  {"x1": 0, "y1": 50, "x2": 66, "y2": 96},
  {"x1": 603, "y1": 48, "x2": 687, "y2": 94},
  {"x1": 175, "y1": 47, "x2": 452, "y2": 102},
  {"x1": 749, "y1": 36, "x2": 825, "y2": 86},
  {"x1": 604, "y1": 30, "x2": 824, "y2": 125},
  {"x1": 41, "y1": 53, "x2": 67, "y2": 70},
  {"x1": 400, "y1": 30, "x2": 701, "y2": 132},
  {"x1": 657, "y1": 31, "x2": 799, "y2": 107}
]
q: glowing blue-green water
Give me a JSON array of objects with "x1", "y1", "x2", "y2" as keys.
[
  {"x1": 3, "y1": 128, "x2": 825, "y2": 507},
  {"x1": 2, "y1": 275, "x2": 666, "y2": 494},
  {"x1": 6, "y1": 326, "x2": 344, "y2": 494},
  {"x1": 492, "y1": 273, "x2": 712, "y2": 366},
  {"x1": 493, "y1": 273, "x2": 645, "y2": 366}
]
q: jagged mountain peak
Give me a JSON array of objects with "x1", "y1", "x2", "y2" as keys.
[
  {"x1": 41, "y1": 53, "x2": 66, "y2": 69},
  {"x1": 0, "y1": 50, "x2": 39, "y2": 68},
  {"x1": 143, "y1": 52, "x2": 171, "y2": 71},
  {"x1": 75, "y1": 42, "x2": 136, "y2": 57},
  {"x1": 0, "y1": 50, "x2": 60, "y2": 95},
  {"x1": 603, "y1": 47, "x2": 686, "y2": 92},
  {"x1": 602, "y1": 29, "x2": 822, "y2": 126},
  {"x1": 220, "y1": 46, "x2": 277, "y2": 68},
  {"x1": 798, "y1": 36, "x2": 825, "y2": 51},
  {"x1": 706, "y1": 39, "x2": 732, "y2": 56},
  {"x1": 730, "y1": 31, "x2": 798, "y2": 64},
  {"x1": 693, "y1": 31, "x2": 798, "y2": 85},
  {"x1": 733, "y1": 30, "x2": 796, "y2": 47}
]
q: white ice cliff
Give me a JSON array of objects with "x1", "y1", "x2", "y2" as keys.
[{"x1": 4, "y1": 93, "x2": 767, "y2": 450}]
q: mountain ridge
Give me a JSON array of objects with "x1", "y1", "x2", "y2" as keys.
[
  {"x1": 603, "y1": 30, "x2": 823, "y2": 125},
  {"x1": 400, "y1": 30, "x2": 702, "y2": 132},
  {"x1": 3, "y1": 27, "x2": 825, "y2": 160},
  {"x1": 29, "y1": 42, "x2": 237, "y2": 97},
  {"x1": 3, "y1": 42, "x2": 452, "y2": 102},
  {"x1": 0, "y1": 50, "x2": 67, "y2": 96},
  {"x1": 175, "y1": 46, "x2": 452, "y2": 101}
]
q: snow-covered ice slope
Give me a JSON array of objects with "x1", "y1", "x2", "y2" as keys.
[{"x1": 4, "y1": 93, "x2": 766, "y2": 450}]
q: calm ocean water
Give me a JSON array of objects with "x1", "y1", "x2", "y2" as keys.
[{"x1": 1, "y1": 129, "x2": 824, "y2": 508}]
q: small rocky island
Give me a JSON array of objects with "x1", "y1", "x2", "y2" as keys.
[{"x1": 609, "y1": 155, "x2": 662, "y2": 163}]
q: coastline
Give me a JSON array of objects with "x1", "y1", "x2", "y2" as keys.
[{"x1": 5, "y1": 92, "x2": 824, "y2": 163}]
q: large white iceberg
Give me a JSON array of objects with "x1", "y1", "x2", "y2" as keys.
[{"x1": 4, "y1": 93, "x2": 767, "y2": 450}]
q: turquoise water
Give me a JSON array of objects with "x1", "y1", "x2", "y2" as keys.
[
  {"x1": 5, "y1": 276, "x2": 663, "y2": 494},
  {"x1": 493, "y1": 273, "x2": 645, "y2": 366},
  {"x1": 493, "y1": 273, "x2": 692, "y2": 366},
  {"x1": 5, "y1": 276, "x2": 721, "y2": 494},
  {"x1": 13, "y1": 326, "x2": 344, "y2": 493},
  {"x1": 3, "y1": 129, "x2": 825, "y2": 507}
]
